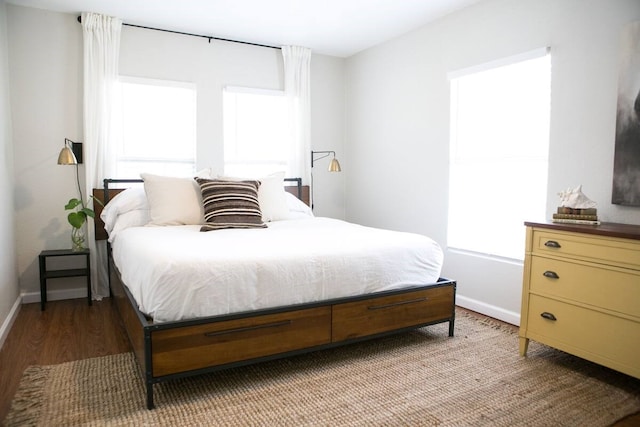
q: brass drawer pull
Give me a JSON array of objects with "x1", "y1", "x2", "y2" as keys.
[
  {"x1": 204, "y1": 320, "x2": 292, "y2": 337},
  {"x1": 540, "y1": 312, "x2": 557, "y2": 321},
  {"x1": 543, "y1": 271, "x2": 559, "y2": 279},
  {"x1": 368, "y1": 297, "x2": 427, "y2": 310},
  {"x1": 544, "y1": 240, "x2": 561, "y2": 248}
]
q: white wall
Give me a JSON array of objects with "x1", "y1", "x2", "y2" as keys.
[
  {"x1": 345, "y1": 0, "x2": 640, "y2": 324},
  {"x1": 7, "y1": 4, "x2": 346, "y2": 298},
  {"x1": 310, "y1": 55, "x2": 346, "y2": 219},
  {"x1": 0, "y1": 0, "x2": 20, "y2": 347},
  {"x1": 8, "y1": 6, "x2": 86, "y2": 300}
]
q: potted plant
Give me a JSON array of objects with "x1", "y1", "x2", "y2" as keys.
[{"x1": 65, "y1": 196, "x2": 101, "y2": 251}]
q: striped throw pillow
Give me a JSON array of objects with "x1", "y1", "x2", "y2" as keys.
[{"x1": 196, "y1": 178, "x2": 267, "y2": 231}]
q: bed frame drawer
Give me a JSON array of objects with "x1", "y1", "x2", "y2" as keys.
[
  {"x1": 331, "y1": 285, "x2": 455, "y2": 342},
  {"x1": 152, "y1": 306, "x2": 331, "y2": 377}
]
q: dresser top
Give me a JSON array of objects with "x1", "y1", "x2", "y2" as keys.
[{"x1": 525, "y1": 221, "x2": 640, "y2": 241}]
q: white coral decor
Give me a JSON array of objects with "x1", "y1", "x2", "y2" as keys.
[{"x1": 557, "y1": 185, "x2": 597, "y2": 209}]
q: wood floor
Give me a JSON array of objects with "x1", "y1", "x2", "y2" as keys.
[
  {"x1": 0, "y1": 298, "x2": 638, "y2": 425},
  {"x1": 0, "y1": 298, "x2": 130, "y2": 421}
]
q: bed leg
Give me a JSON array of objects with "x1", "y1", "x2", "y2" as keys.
[
  {"x1": 448, "y1": 318, "x2": 455, "y2": 337},
  {"x1": 146, "y1": 383, "x2": 155, "y2": 410}
]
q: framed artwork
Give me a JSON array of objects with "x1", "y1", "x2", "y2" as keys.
[{"x1": 612, "y1": 21, "x2": 640, "y2": 206}]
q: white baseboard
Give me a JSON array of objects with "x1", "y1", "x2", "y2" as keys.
[
  {"x1": 21, "y1": 287, "x2": 87, "y2": 305},
  {"x1": 456, "y1": 295, "x2": 520, "y2": 326},
  {"x1": 0, "y1": 295, "x2": 22, "y2": 351}
]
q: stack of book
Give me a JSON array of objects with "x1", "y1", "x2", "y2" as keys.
[{"x1": 552, "y1": 207, "x2": 600, "y2": 225}]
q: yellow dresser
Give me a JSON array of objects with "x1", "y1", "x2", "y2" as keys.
[{"x1": 519, "y1": 221, "x2": 640, "y2": 379}]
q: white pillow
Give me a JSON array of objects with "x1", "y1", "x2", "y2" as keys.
[
  {"x1": 107, "y1": 209, "x2": 151, "y2": 243},
  {"x1": 141, "y1": 173, "x2": 205, "y2": 226},
  {"x1": 100, "y1": 187, "x2": 149, "y2": 234},
  {"x1": 217, "y1": 172, "x2": 290, "y2": 222},
  {"x1": 258, "y1": 172, "x2": 290, "y2": 222},
  {"x1": 284, "y1": 191, "x2": 314, "y2": 217}
]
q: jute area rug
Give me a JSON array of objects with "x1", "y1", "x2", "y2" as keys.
[{"x1": 5, "y1": 310, "x2": 640, "y2": 426}]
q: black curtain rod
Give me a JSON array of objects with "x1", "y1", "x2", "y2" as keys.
[{"x1": 76, "y1": 15, "x2": 281, "y2": 50}]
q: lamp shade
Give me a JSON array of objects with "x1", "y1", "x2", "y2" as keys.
[
  {"x1": 328, "y1": 158, "x2": 341, "y2": 172},
  {"x1": 311, "y1": 150, "x2": 342, "y2": 172},
  {"x1": 57, "y1": 146, "x2": 78, "y2": 165}
]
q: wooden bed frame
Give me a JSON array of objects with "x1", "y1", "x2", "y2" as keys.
[{"x1": 93, "y1": 178, "x2": 457, "y2": 409}]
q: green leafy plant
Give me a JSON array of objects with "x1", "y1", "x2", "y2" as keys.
[{"x1": 65, "y1": 196, "x2": 102, "y2": 229}]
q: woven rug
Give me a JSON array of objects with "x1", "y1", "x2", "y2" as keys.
[{"x1": 5, "y1": 311, "x2": 640, "y2": 426}]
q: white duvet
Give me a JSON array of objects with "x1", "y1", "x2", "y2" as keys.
[{"x1": 112, "y1": 218, "x2": 444, "y2": 322}]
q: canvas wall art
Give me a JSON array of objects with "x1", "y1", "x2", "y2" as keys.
[{"x1": 612, "y1": 21, "x2": 640, "y2": 206}]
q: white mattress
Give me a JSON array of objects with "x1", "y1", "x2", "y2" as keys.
[{"x1": 111, "y1": 217, "x2": 444, "y2": 322}]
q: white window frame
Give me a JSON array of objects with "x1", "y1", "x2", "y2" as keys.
[
  {"x1": 222, "y1": 85, "x2": 291, "y2": 178},
  {"x1": 113, "y1": 76, "x2": 197, "y2": 178},
  {"x1": 447, "y1": 48, "x2": 551, "y2": 261}
]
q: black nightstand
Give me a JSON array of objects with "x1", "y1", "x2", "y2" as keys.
[{"x1": 38, "y1": 249, "x2": 91, "y2": 310}]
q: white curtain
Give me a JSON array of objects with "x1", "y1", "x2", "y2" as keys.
[
  {"x1": 282, "y1": 46, "x2": 312, "y2": 185},
  {"x1": 81, "y1": 12, "x2": 122, "y2": 299}
]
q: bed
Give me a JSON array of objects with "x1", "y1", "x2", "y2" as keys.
[{"x1": 93, "y1": 175, "x2": 456, "y2": 409}]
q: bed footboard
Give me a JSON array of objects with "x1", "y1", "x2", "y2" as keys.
[{"x1": 108, "y1": 258, "x2": 456, "y2": 409}]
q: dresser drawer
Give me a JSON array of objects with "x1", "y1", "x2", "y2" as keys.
[
  {"x1": 526, "y1": 295, "x2": 640, "y2": 376},
  {"x1": 332, "y1": 285, "x2": 454, "y2": 342},
  {"x1": 152, "y1": 307, "x2": 331, "y2": 376},
  {"x1": 531, "y1": 230, "x2": 640, "y2": 270},
  {"x1": 530, "y1": 256, "x2": 640, "y2": 317}
]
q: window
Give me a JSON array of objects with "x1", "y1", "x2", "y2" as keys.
[
  {"x1": 223, "y1": 86, "x2": 291, "y2": 178},
  {"x1": 113, "y1": 77, "x2": 197, "y2": 178},
  {"x1": 447, "y1": 48, "x2": 551, "y2": 260}
]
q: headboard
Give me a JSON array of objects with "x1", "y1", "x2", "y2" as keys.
[{"x1": 92, "y1": 177, "x2": 310, "y2": 241}]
